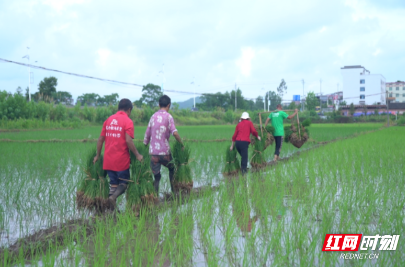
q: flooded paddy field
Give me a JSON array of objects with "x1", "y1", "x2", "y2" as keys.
[
  {"x1": 0, "y1": 123, "x2": 383, "y2": 142},
  {"x1": 1, "y1": 123, "x2": 403, "y2": 266}
]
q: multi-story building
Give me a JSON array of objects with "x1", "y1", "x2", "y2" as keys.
[
  {"x1": 341, "y1": 65, "x2": 386, "y2": 105},
  {"x1": 386, "y1": 81, "x2": 405, "y2": 103},
  {"x1": 316, "y1": 91, "x2": 343, "y2": 106}
]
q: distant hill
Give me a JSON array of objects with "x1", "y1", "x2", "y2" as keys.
[{"x1": 175, "y1": 96, "x2": 202, "y2": 109}]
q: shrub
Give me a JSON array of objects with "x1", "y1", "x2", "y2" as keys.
[
  {"x1": 224, "y1": 110, "x2": 235, "y2": 123},
  {"x1": 397, "y1": 116, "x2": 405, "y2": 126}
]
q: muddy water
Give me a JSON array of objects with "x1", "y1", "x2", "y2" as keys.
[
  {"x1": 0, "y1": 160, "x2": 83, "y2": 247},
  {"x1": 2, "y1": 142, "x2": 323, "y2": 266}
]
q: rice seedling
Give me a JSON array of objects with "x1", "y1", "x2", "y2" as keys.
[
  {"x1": 0, "y1": 123, "x2": 383, "y2": 144},
  {"x1": 223, "y1": 147, "x2": 241, "y2": 175},
  {"x1": 126, "y1": 144, "x2": 157, "y2": 214},
  {"x1": 76, "y1": 148, "x2": 109, "y2": 212},
  {"x1": 171, "y1": 141, "x2": 193, "y2": 194},
  {"x1": 250, "y1": 124, "x2": 275, "y2": 149},
  {"x1": 250, "y1": 131, "x2": 268, "y2": 168},
  {"x1": 285, "y1": 118, "x2": 311, "y2": 148},
  {"x1": 2, "y1": 125, "x2": 405, "y2": 266}
]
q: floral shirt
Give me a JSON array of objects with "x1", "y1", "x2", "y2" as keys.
[{"x1": 143, "y1": 110, "x2": 177, "y2": 155}]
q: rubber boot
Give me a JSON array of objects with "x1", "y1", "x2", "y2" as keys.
[
  {"x1": 108, "y1": 184, "x2": 127, "y2": 210},
  {"x1": 109, "y1": 185, "x2": 117, "y2": 197}
]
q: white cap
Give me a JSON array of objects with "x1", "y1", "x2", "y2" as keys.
[{"x1": 241, "y1": 112, "x2": 250, "y2": 119}]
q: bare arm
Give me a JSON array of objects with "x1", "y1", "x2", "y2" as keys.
[
  {"x1": 93, "y1": 136, "x2": 105, "y2": 164},
  {"x1": 264, "y1": 117, "x2": 270, "y2": 128},
  {"x1": 230, "y1": 141, "x2": 235, "y2": 151},
  {"x1": 173, "y1": 131, "x2": 183, "y2": 145},
  {"x1": 143, "y1": 121, "x2": 152, "y2": 146},
  {"x1": 126, "y1": 133, "x2": 143, "y2": 162},
  {"x1": 287, "y1": 109, "x2": 299, "y2": 120}
]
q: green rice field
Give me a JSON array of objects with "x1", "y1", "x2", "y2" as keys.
[
  {"x1": 0, "y1": 123, "x2": 383, "y2": 141},
  {"x1": 1, "y1": 123, "x2": 403, "y2": 266}
]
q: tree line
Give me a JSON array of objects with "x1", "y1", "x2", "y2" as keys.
[
  {"x1": 22, "y1": 76, "x2": 120, "y2": 106},
  {"x1": 11, "y1": 76, "x2": 336, "y2": 114}
]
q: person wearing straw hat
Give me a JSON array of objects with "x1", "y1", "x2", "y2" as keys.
[
  {"x1": 230, "y1": 112, "x2": 260, "y2": 174},
  {"x1": 264, "y1": 104, "x2": 298, "y2": 161}
]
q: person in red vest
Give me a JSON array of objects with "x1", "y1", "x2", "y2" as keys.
[
  {"x1": 93, "y1": 98, "x2": 143, "y2": 210},
  {"x1": 230, "y1": 112, "x2": 260, "y2": 174}
]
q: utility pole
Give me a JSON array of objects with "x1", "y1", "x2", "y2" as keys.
[
  {"x1": 22, "y1": 47, "x2": 31, "y2": 102},
  {"x1": 336, "y1": 83, "x2": 340, "y2": 110},
  {"x1": 261, "y1": 85, "x2": 266, "y2": 111},
  {"x1": 268, "y1": 89, "x2": 271, "y2": 111},
  {"x1": 263, "y1": 96, "x2": 265, "y2": 111},
  {"x1": 320, "y1": 79, "x2": 322, "y2": 108},
  {"x1": 234, "y1": 83, "x2": 237, "y2": 112}
]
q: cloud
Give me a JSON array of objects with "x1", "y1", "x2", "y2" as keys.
[
  {"x1": 235, "y1": 47, "x2": 255, "y2": 78},
  {"x1": 319, "y1": 26, "x2": 327, "y2": 33},
  {"x1": 96, "y1": 49, "x2": 111, "y2": 67},
  {"x1": 0, "y1": 0, "x2": 404, "y2": 102},
  {"x1": 41, "y1": 0, "x2": 86, "y2": 12}
]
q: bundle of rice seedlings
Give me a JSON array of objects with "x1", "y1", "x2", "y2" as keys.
[
  {"x1": 264, "y1": 125, "x2": 275, "y2": 148},
  {"x1": 250, "y1": 131, "x2": 267, "y2": 168},
  {"x1": 127, "y1": 144, "x2": 157, "y2": 213},
  {"x1": 285, "y1": 118, "x2": 311, "y2": 148},
  {"x1": 250, "y1": 124, "x2": 275, "y2": 149},
  {"x1": 76, "y1": 148, "x2": 109, "y2": 212},
  {"x1": 172, "y1": 141, "x2": 193, "y2": 194},
  {"x1": 223, "y1": 147, "x2": 241, "y2": 175}
]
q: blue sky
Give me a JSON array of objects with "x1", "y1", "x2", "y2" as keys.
[{"x1": 1, "y1": 0, "x2": 404, "y2": 103}]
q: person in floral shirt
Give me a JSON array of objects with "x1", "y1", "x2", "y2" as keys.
[{"x1": 143, "y1": 95, "x2": 183, "y2": 194}]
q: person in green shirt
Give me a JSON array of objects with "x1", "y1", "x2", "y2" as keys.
[{"x1": 264, "y1": 105, "x2": 298, "y2": 161}]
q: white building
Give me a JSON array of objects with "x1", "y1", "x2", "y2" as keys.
[
  {"x1": 386, "y1": 81, "x2": 405, "y2": 103},
  {"x1": 341, "y1": 65, "x2": 386, "y2": 105}
]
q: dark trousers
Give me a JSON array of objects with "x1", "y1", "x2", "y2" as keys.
[
  {"x1": 274, "y1": 136, "x2": 283, "y2": 156},
  {"x1": 107, "y1": 169, "x2": 130, "y2": 185},
  {"x1": 235, "y1": 141, "x2": 249, "y2": 172},
  {"x1": 150, "y1": 154, "x2": 175, "y2": 193}
]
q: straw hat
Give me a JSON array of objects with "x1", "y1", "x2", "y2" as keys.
[{"x1": 241, "y1": 112, "x2": 250, "y2": 119}]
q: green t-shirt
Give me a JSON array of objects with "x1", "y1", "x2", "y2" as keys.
[{"x1": 269, "y1": 111, "x2": 288, "y2": 136}]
